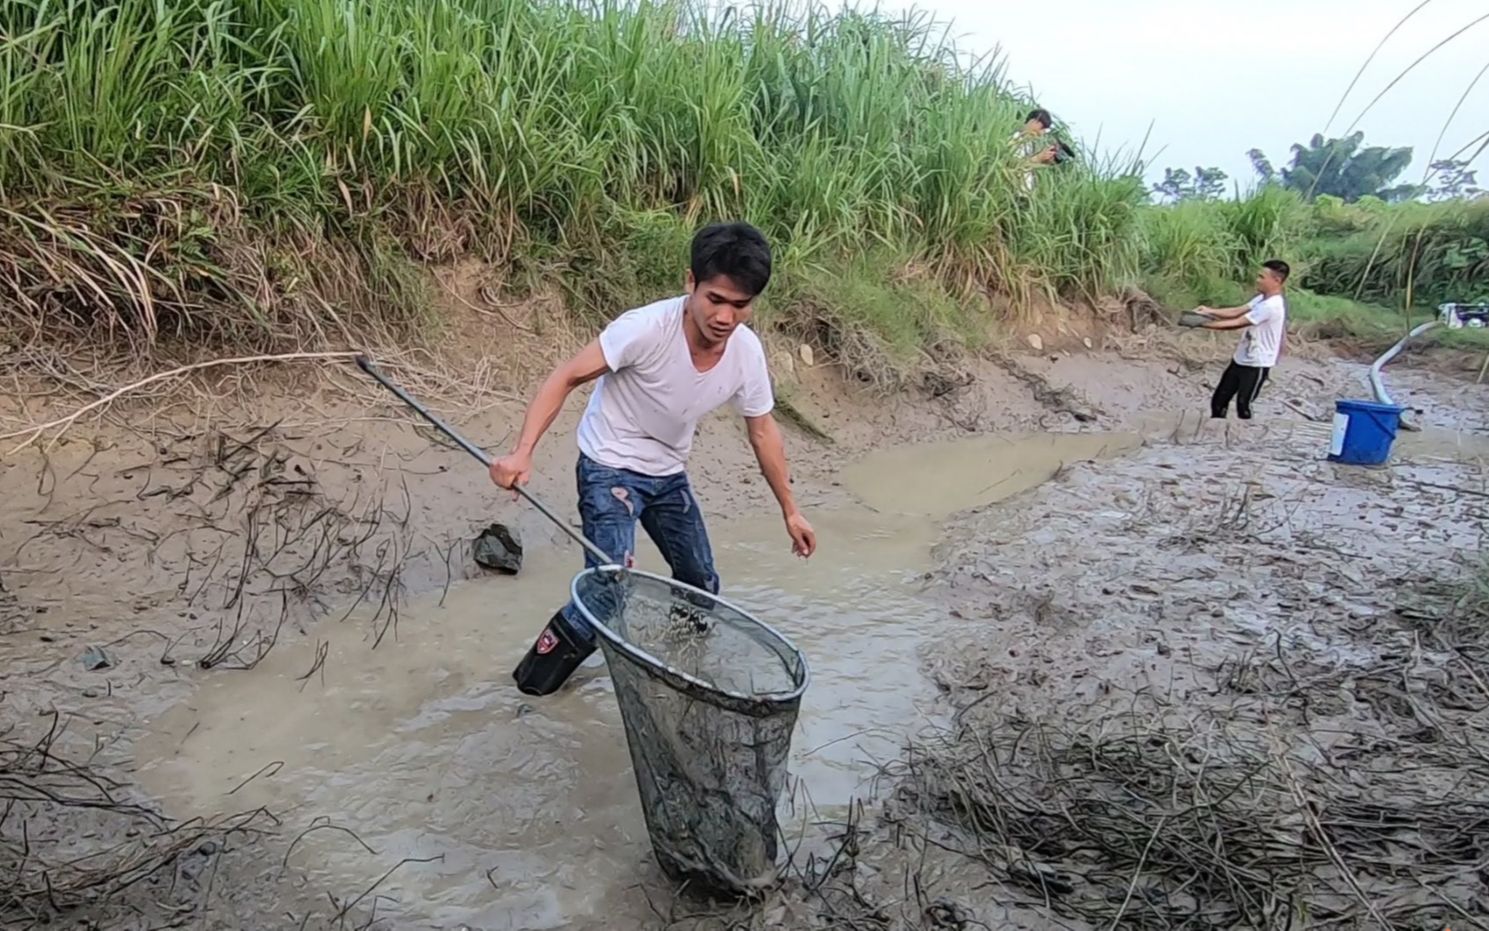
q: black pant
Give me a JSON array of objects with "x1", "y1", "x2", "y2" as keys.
[{"x1": 1211, "y1": 362, "x2": 1269, "y2": 419}]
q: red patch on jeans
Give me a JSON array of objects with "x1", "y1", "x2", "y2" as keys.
[{"x1": 535, "y1": 628, "x2": 560, "y2": 655}]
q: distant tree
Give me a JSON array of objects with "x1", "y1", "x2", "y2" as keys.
[
  {"x1": 1152, "y1": 168, "x2": 1191, "y2": 202},
  {"x1": 1152, "y1": 165, "x2": 1229, "y2": 203},
  {"x1": 1426, "y1": 159, "x2": 1482, "y2": 201},
  {"x1": 1247, "y1": 148, "x2": 1276, "y2": 183},
  {"x1": 1192, "y1": 166, "x2": 1229, "y2": 201},
  {"x1": 1249, "y1": 132, "x2": 1417, "y2": 202}
]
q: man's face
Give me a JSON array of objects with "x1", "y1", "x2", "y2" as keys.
[
  {"x1": 1025, "y1": 119, "x2": 1048, "y2": 136},
  {"x1": 686, "y1": 273, "x2": 755, "y2": 347},
  {"x1": 1256, "y1": 268, "x2": 1281, "y2": 292}
]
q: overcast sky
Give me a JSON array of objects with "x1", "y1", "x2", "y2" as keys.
[{"x1": 854, "y1": 0, "x2": 1488, "y2": 190}]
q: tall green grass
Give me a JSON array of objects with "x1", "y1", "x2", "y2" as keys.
[
  {"x1": 1299, "y1": 195, "x2": 1489, "y2": 307},
  {"x1": 0, "y1": 0, "x2": 1148, "y2": 367},
  {"x1": 0, "y1": 0, "x2": 1479, "y2": 370}
]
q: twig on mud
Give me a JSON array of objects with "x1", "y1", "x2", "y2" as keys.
[
  {"x1": 1106, "y1": 816, "x2": 1166, "y2": 930},
  {"x1": 1274, "y1": 749, "x2": 1392, "y2": 929},
  {"x1": 896, "y1": 676, "x2": 1489, "y2": 931},
  {"x1": 332, "y1": 855, "x2": 444, "y2": 928},
  {"x1": 1281, "y1": 399, "x2": 1323, "y2": 422},
  {"x1": 364, "y1": 537, "x2": 407, "y2": 651},
  {"x1": 297, "y1": 639, "x2": 331, "y2": 690},
  {"x1": 281, "y1": 817, "x2": 378, "y2": 878},
  {"x1": 1396, "y1": 476, "x2": 1489, "y2": 500},
  {"x1": 1419, "y1": 877, "x2": 1489, "y2": 931},
  {"x1": 197, "y1": 594, "x2": 289, "y2": 671},
  {"x1": 437, "y1": 536, "x2": 461, "y2": 609},
  {"x1": 226, "y1": 761, "x2": 284, "y2": 796},
  {"x1": 1, "y1": 726, "x2": 275, "y2": 922},
  {"x1": 1, "y1": 352, "x2": 362, "y2": 454}
]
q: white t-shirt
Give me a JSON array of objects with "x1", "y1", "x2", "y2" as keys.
[
  {"x1": 1234, "y1": 294, "x2": 1287, "y2": 368},
  {"x1": 1011, "y1": 131, "x2": 1042, "y2": 191},
  {"x1": 576, "y1": 296, "x2": 774, "y2": 476}
]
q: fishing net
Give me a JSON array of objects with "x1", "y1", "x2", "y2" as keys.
[{"x1": 570, "y1": 567, "x2": 809, "y2": 897}]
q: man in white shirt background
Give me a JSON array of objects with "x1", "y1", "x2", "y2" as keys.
[
  {"x1": 488, "y1": 221, "x2": 817, "y2": 696},
  {"x1": 1196, "y1": 259, "x2": 1291, "y2": 420},
  {"x1": 1011, "y1": 107, "x2": 1058, "y2": 191}
]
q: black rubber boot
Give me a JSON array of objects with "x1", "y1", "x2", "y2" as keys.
[{"x1": 512, "y1": 612, "x2": 597, "y2": 696}]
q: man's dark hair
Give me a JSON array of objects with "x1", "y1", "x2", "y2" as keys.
[
  {"x1": 1025, "y1": 108, "x2": 1052, "y2": 129},
  {"x1": 1263, "y1": 259, "x2": 1290, "y2": 282},
  {"x1": 691, "y1": 221, "x2": 773, "y2": 297}
]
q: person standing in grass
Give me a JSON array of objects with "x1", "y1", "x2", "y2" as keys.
[
  {"x1": 1195, "y1": 259, "x2": 1291, "y2": 420},
  {"x1": 488, "y1": 220, "x2": 817, "y2": 696},
  {"x1": 1011, "y1": 108, "x2": 1058, "y2": 191}
]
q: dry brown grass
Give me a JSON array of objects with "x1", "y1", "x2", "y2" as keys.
[{"x1": 0, "y1": 187, "x2": 426, "y2": 356}]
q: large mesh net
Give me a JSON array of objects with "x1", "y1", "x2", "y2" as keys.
[{"x1": 570, "y1": 567, "x2": 809, "y2": 896}]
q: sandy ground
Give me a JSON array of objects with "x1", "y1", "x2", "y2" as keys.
[{"x1": 2, "y1": 317, "x2": 1487, "y2": 929}]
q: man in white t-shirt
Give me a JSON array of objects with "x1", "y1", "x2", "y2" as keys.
[
  {"x1": 1195, "y1": 259, "x2": 1290, "y2": 420},
  {"x1": 1010, "y1": 107, "x2": 1058, "y2": 192},
  {"x1": 488, "y1": 221, "x2": 817, "y2": 696}
]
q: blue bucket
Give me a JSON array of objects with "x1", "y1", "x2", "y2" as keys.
[{"x1": 1328, "y1": 399, "x2": 1403, "y2": 466}]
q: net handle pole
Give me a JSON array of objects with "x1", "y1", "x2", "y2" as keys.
[{"x1": 354, "y1": 354, "x2": 616, "y2": 567}]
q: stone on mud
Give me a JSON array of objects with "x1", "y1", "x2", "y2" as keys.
[{"x1": 473, "y1": 522, "x2": 523, "y2": 574}]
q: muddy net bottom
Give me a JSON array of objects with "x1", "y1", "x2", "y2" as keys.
[{"x1": 571, "y1": 568, "x2": 808, "y2": 896}]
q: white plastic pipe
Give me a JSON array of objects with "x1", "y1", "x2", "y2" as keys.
[{"x1": 1368, "y1": 319, "x2": 1441, "y2": 433}]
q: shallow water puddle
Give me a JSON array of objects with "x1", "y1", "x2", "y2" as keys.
[
  {"x1": 1397, "y1": 425, "x2": 1489, "y2": 462},
  {"x1": 840, "y1": 431, "x2": 1142, "y2": 518},
  {"x1": 134, "y1": 432, "x2": 1140, "y2": 929}
]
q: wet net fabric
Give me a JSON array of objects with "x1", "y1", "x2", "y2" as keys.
[{"x1": 571, "y1": 569, "x2": 807, "y2": 896}]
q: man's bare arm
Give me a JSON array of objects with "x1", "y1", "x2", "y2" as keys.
[
  {"x1": 490, "y1": 340, "x2": 609, "y2": 488},
  {"x1": 1198, "y1": 302, "x2": 1254, "y2": 320},
  {"x1": 745, "y1": 413, "x2": 816, "y2": 557},
  {"x1": 745, "y1": 414, "x2": 799, "y2": 516},
  {"x1": 1201, "y1": 316, "x2": 1254, "y2": 331}
]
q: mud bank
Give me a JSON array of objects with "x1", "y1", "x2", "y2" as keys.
[
  {"x1": 2, "y1": 346, "x2": 1487, "y2": 929},
  {"x1": 843, "y1": 423, "x2": 1489, "y2": 929}
]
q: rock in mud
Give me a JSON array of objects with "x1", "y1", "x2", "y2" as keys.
[
  {"x1": 1007, "y1": 863, "x2": 1075, "y2": 897},
  {"x1": 925, "y1": 898, "x2": 975, "y2": 928},
  {"x1": 80, "y1": 645, "x2": 112, "y2": 671},
  {"x1": 473, "y1": 523, "x2": 523, "y2": 574}
]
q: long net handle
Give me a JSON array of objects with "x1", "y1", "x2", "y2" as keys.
[{"x1": 354, "y1": 355, "x2": 616, "y2": 567}]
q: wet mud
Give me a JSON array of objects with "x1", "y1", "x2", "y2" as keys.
[
  {"x1": 3, "y1": 349, "x2": 1488, "y2": 929},
  {"x1": 127, "y1": 433, "x2": 1142, "y2": 929}
]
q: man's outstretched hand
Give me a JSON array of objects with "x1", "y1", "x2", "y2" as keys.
[
  {"x1": 489, "y1": 452, "x2": 532, "y2": 492},
  {"x1": 786, "y1": 512, "x2": 816, "y2": 559}
]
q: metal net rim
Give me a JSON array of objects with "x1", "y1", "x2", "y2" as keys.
[{"x1": 569, "y1": 565, "x2": 810, "y2": 708}]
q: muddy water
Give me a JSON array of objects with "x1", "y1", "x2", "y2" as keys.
[
  {"x1": 841, "y1": 431, "x2": 1142, "y2": 518},
  {"x1": 133, "y1": 433, "x2": 1141, "y2": 928}
]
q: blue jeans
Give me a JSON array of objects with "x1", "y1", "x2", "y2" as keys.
[{"x1": 558, "y1": 454, "x2": 719, "y2": 643}]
